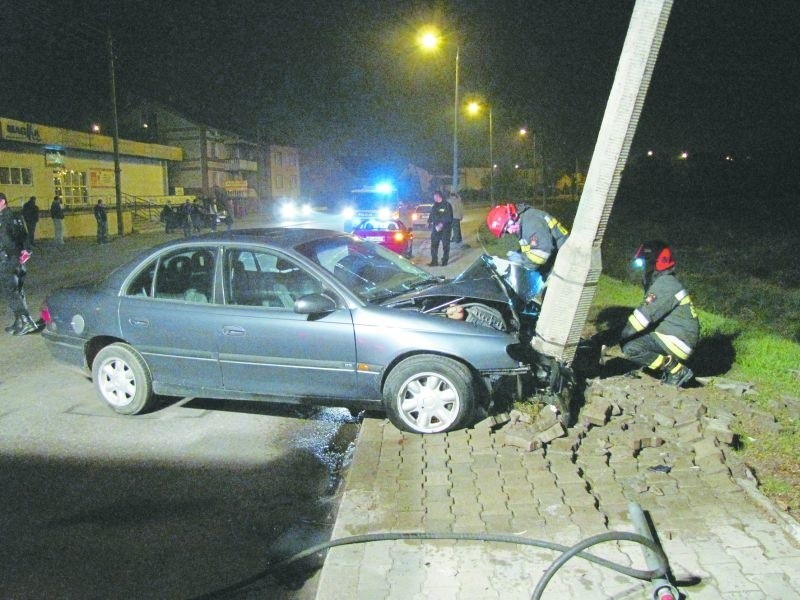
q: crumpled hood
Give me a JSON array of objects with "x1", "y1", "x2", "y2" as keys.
[{"x1": 386, "y1": 255, "x2": 513, "y2": 305}]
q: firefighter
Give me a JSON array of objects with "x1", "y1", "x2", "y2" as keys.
[
  {"x1": 485, "y1": 202, "x2": 569, "y2": 276},
  {"x1": 619, "y1": 240, "x2": 699, "y2": 387}
]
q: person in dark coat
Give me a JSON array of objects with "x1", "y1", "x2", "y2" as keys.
[
  {"x1": 160, "y1": 202, "x2": 175, "y2": 233},
  {"x1": 619, "y1": 240, "x2": 699, "y2": 387},
  {"x1": 50, "y1": 195, "x2": 65, "y2": 244},
  {"x1": 22, "y1": 196, "x2": 39, "y2": 247},
  {"x1": 93, "y1": 199, "x2": 108, "y2": 244},
  {"x1": 0, "y1": 192, "x2": 37, "y2": 335},
  {"x1": 427, "y1": 190, "x2": 453, "y2": 266}
]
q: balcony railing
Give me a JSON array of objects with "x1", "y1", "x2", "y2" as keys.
[{"x1": 226, "y1": 158, "x2": 258, "y2": 172}]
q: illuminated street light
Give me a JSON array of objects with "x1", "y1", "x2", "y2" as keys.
[
  {"x1": 467, "y1": 101, "x2": 494, "y2": 204},
  {"x1": 418, "y1": 27, "x2": 460, "y2": 194},
  {"x1": 91, "y1": 123, "x2": 101, "y2": 133}
]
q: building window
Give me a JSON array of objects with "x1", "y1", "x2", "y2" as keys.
[
  {"x1": 54, "y1": 169, "x2": 89, "y2": 206},
  {"x1": 0, "y1": 166, "x2": 33, "y2": 186}
]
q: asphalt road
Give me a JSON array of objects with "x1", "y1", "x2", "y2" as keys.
[
  {"x1": 0, "y1": 206, "x2": 489, "y2": 599},
  {"x1": 0, "y1": 213, "x2": 357, "y2": 600}
]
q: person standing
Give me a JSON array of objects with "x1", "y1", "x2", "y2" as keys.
[
  {"x1": 50, "y1": 195, "x2": 65, "y2": 244},
  {"x1": 190, "y1": 200, "x2": 203, "y2": 233},
  {"x1": 427, "y1": 190, "x2": 453, "y2": 266},
  {"x1": 179, "y1": 200, "x2": 192, "y2": 237},
  {"x1": 93, "y1": 199, "x2": 108, "y2": 244},
  {"x1": 22, "y1": 196, "x2": 39, "y2": 247},
  {"x1": 619, "y1": 241, "x2": 699, "y2": 387},
  {"x1": 160, "y1": 202, "x2": 175, "y2": 233},
  {"x1": 0, "y1": 192, "x2": 37, "y2": 336},
  {"x1": 448, "y1": 192, "x2": 464, "y2": 244}
]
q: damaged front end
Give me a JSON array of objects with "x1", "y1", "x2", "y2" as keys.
[{"x1": 384, "y1": 254, "x2": 574, "y2": 420}]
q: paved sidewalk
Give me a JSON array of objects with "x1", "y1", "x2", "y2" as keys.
[{"x1": 316, "y1": 403, "x2": 800, "y2": 599}]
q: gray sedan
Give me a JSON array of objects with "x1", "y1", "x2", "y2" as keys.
[{"x1": 41, "y1": 228, "x2": 535, "y2": 434}]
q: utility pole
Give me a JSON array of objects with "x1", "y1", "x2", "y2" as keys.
[{"x1": 107, "y1": 27, "x2": 123, "y2": 236}]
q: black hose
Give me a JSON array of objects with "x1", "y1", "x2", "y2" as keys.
[{"x1": 192, "y1": 529, "x2": 668, "y2": 599}]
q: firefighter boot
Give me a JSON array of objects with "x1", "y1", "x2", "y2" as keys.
[
  {"x1": 5, "y1": 316, "x2": 21, "y2": 334},
  {"x1": 663, "y1": 362, "x2": 694, "y2": 388},
  {"x1": 13, "y1": 314, "x2": 38, "y2": 336}
]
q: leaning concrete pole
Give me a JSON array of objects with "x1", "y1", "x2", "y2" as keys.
[{"x1": 532, "y1": 0, "x2": 673, "y2": 365}]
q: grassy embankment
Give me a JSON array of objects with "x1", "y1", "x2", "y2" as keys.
[{"x1": 477, "y1": 177, "x2": 800, "y2": 514}]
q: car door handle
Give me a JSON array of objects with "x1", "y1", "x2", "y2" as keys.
[
  {"x1": 128, "y1": 318, "x2": 150, "y2": 328},
  {"x1": 222, "y1": 325, "x2": 246, "y2": 336}
]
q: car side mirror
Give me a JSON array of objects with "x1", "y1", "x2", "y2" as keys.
[{"x1": 294, "y1": 293, "x2": 336, "y2": 315}]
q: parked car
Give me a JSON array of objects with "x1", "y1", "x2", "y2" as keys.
[
  {"x1": 40, "y1": 228, "x2": 539, "y2": 434},
  {"x1": 351, "y1": 218, "x2": 413, "y2": 258},
  {"x1": 410, "y1": 203, "x2": 433, "y2": 229}
]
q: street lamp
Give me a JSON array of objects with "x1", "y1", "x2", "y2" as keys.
[
  {"x1": 418, "y1": 28, "x2": 460, "y2": 194},
  {"x1": 467, "y1": 101, "x2": 494, "y2": 205}
]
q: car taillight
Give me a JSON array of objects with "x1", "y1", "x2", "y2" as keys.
[
  {"x1": 40, "y1": 304, "x2": 52, "y2": 325},
  {"x1": 393, "y1": 232, "x2": 405, "y2": 242},
  {"x1": 412, "y1": 213, "x2": 419, "y2": 221}
]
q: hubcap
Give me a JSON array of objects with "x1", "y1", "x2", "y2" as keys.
[
  {"x1": 398, "y1": 372, "x2": 460, "y2": 433},
  {"x1": 98, "y1": 358, "x2": 136, "y2": 407}
]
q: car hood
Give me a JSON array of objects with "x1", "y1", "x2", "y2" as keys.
[{"x1": 385, "y1": 255, "x2": 513, "y2": 306}]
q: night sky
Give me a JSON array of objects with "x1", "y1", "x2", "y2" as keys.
[{"x1": 1, "y1": 0, "x2": 798, "y2": 176}]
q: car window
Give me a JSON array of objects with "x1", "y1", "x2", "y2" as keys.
[
  {"x1": 224, "y1": 247, "x2": 324, "y2": 308},
  {"x1": 296, "y1": 236, "x2": 429, "y2": 302},
  {"x1": 128, "y1": 246, "x2": 216, "y2": 303}
]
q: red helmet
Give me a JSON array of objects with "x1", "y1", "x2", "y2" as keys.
[
  {"x1": 486, "y1": 203, "x2": 518, "y2": 238},
  {"x1": 633, "y1": 240, "x2": 675, "y2": 272}
]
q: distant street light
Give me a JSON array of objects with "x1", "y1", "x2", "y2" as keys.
[
  {"x1": 418, "y1": 27, "x2": 460, "y2": 194},
  {"x1": 91, "y1": 123, "x2": 101, "y2": 133},
  {"x1": 467, "y1": 101, "x2": 494, "y2": 204}
]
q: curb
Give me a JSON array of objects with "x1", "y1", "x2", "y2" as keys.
[{"x1": 736, "y1": 471, "x2": 800, "y2": 545}]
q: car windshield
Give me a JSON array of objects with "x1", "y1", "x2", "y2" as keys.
[
  {"x1": 353, "y1": 219, "x2": 399, "y2": 231},
  {"x1": 295, "y1": 235, "x2": 430, "y2": 302}
]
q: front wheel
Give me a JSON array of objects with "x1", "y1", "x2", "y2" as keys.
[
  {"x1": 92, "y1": 343, "x2": 154, "y2": 415},
  {"x1": 383, "y1": 355, "x2": 475, "y2": 434}
]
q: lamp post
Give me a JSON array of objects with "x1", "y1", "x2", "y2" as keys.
[
  {"x1": 467, "y1": 101, "x2": 494, "y2": 204},
  {"x1": 419, "y1": 29, "x2": 460, "y2": 194}
]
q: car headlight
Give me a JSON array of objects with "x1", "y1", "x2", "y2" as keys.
[
  {"x1": 280, "y1": 203, "x2": 296, "y2": 218},
  {"x1": 301, "y1": 203, "x2": 312, "y2": 215},
  {"x1": 342, "y1": 207, "x2": 355, "y2": 219}
]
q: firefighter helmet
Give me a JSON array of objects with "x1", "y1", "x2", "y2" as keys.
[
  {"x1": 633, "y1": 240, "x2": 675, "y2": 272},
  {"x1": 486, "y1": 203, "x2": 518, "y2": 238}
]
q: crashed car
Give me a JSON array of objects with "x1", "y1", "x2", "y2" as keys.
[{"x1": 40, "y1": 228, "x2": 549, "y2": 434}]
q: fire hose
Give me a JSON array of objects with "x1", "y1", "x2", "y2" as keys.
[{"x1": 192, "y1": 502, "x2": 679, "y2": 600}]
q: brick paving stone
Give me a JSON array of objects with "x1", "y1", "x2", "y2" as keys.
[
  {"x1": 424, "y1": 469, "x2": 450, "y2": 487},
  {"x1": 539, "y1": 501, "x2": 572, "y2": 522},
  {"x1": 705, "y1": 561, "x2": 762, "y2": 594},
  {"x1": 478, "y1": 491, "x2": 508, "y2": 514},
  {"x1": 504, "y1": 484, "x2": 535, "y2": 504},
  {"x1": 533, "y1": 487, "x2": 565, "y2": 508},
  {"x1": 451, "y1": 517, "x2": 487, "y2": 533},
  {"x1": 569, "y1": 509, "x2": 608, "y2": 534},
  {"x1": 451, "y1": 499, "x2": 482, "y2": 517},
  {"x1": 424, "y1": 485, "x2": 452, "y2": 504},
  {"x1": 711, "y1": 524, "x2": 760, "y2": 549},
  {"x1": 389, "y1": 510, "x2": 425, "y2": 531},
  {"x1": 745, "y1": 573, "x2": 797, "y2": 600},
  {"x1": 317, "y1": 564, "x2": 360, "y2": 599},
  {"x1": 526, "y1": 469, "x2": 558, "y2": 489},
  {"x1": 742, "y1": 523, "x2": 800, "y2": 558},
  {"x1": 469, "y1": 453, "x2": 499, "y2": 470},
  {"x1": 483, "y1": 515, "x2": 512, "y2": 532}
]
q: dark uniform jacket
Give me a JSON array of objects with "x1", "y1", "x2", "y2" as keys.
[
  {"x1": 622, "y1": 269, "x2": 700, "y2": 360},
  {"x1": 516, "y1": 205, "x2": 569, "y2": 269},
  {"x1": 0, "y1": 208, "x2": 27, "y2": 260},
  {"x1": 428, "y1": 200, "x2": 453, "y2": 230}
]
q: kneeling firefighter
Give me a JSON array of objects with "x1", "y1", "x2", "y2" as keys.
[{"x1": 619, "y1": 241, "x2": 699, "y2": 387}]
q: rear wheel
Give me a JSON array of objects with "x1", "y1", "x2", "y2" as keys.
[
  {"x1": 92, "y1": 343, "x2": 154, "y2": 415},
  {"x1": 383, "y1": 355, "x2": 474, "y2": 434}
]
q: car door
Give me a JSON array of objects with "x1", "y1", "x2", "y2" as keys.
[
  {"x1": 217, "y1": 246, "x2": 358, "y2": 399},
  {"x1": 118, "y1": 245, "x2": 223, "y2": 390}
]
